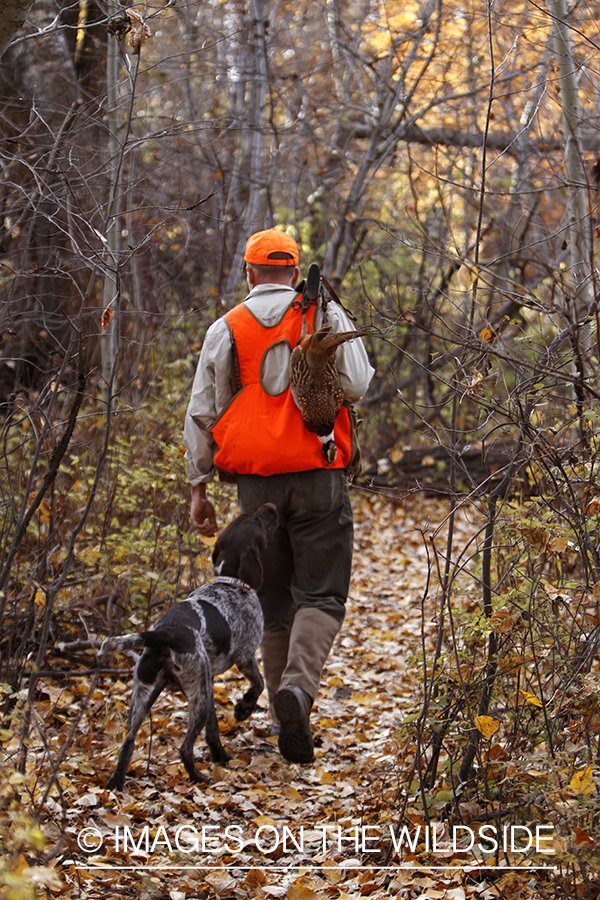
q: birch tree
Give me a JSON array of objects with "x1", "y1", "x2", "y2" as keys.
[{"x1": 546, "y1": 0, "x2": 595, "y2": 352}]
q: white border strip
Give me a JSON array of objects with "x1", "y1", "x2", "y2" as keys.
[{"x1": 75, "y1": 864, "x2": 559, "y2": 872}]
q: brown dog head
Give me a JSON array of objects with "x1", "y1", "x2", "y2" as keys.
[{"x1": 212, "y1": 503, "x2": 278, "y2": 591}]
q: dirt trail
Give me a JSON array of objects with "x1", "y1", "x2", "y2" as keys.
[{"x1": 42, "y1": 493, "x2": 491, "y2": 899}]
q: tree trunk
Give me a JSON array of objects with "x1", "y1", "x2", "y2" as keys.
[
  {"x1": 546, "y1": 0, "x2": 594, "y2": 342},
  {"x1": 8, "y1": 0, "x2": 81, "y2": 344},
  {"x1": 101, "y1": 0, "x2": 121, "y2": 406},
  {"x1": 224, "y1": 0, "x2": 269, "y2": 297},
  {"x1": 0, "y1": 0, "x2": 35, "y2": 60}
]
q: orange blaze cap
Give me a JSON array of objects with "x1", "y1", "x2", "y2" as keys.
[{"x1": 244, "y1": 229, "x2": 299, "y2": 267}]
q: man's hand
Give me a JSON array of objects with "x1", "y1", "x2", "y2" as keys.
[{"x1": 190, "y1": 483, "x2": 218, "y2": 536}]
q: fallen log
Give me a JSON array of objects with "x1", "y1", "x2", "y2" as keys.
[{"x1": 361, "y1": 443, "x2": 525, "y2": 496}]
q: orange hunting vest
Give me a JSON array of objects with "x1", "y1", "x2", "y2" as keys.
[{"x1": 211, "y1": 301, "x2": 353, "y2": 477}]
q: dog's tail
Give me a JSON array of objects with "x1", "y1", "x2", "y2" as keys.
[
  {"x1": 98, "y1": 634, "x2": 149, "y2": 662},
  {"x1": 98, "y1": 628, "x2": 195, "y2": 663}
]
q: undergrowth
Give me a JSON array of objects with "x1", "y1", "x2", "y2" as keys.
[{"x1": 0, "y1": 321, "x2": 599, "y2": 898}]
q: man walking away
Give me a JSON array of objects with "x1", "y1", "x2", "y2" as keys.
[{"x1": 184, "y1": 229, "x2": 374, "y2": 763}]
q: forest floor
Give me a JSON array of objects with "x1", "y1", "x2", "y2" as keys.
[{"x1": 22, "y1": 492, "x2": 570, "y2": 899}]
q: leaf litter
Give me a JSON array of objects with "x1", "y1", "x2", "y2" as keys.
[{"x1": 11, "y1": 493, "x2": 565, "y2": 898}]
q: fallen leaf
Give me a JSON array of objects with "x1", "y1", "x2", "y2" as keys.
[
  {"x1": 474, "y1": 715, "x2": 500, "y2": 740},
  {"x1": 287, "y1": 885, "x2": 320, "y2": 900},
  {"x1": 573, "y1": 827, "x2": 595, "y2": 845},
  {"x1": 570, "y1": 763, "x2": 595, "y2": 795},
  {"x1": 520, "y1": 689, "x2": 543, "y2": 708},
  {"x1": 204, "y1": 872, "x2": 237, "y2": 896},
  {"x1": 101, "y1": 306, "x2": 113, "y2": 331}
]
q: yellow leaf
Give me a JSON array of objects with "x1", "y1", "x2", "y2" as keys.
[
  {"x1": 14, "y1": 853, "x2": 29, "y2": 874},
  {"x1": 283, "y1": 786, "x2": 304, "y2": 802},
  {"x1": 474, "y1": 715, "x2": 500, "y2": 740},
  {"x1": 34, "y1": 588, "x2": 46, "y2": 608},
  {"x1": 350, "y1": 691, "x2": 379, "y2": 705},
  {"x1": 549, "y1": 536, "x2": 569, "y2": 553},
  {"x1": 570, "y1": 764, "x2": 595, "y2": 795},
  {"x1": 521, "y1": 689, "x2": 543, "y2": 708},
  {"x1": 200, "y1": 534, "x2": 217, "y2": 546},
  {"x1": 252, "y1": 815, "x2": 277, "y2": 827},
  {"x1": 287, "y1": 886, "x2": 319, "y2": 900},
  {"x1": 318, "y1": 768, "x2": 335, "y2": 784}
]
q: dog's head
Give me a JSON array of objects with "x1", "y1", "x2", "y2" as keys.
[{"x1": 212, "y1": 503, "x2": 278, "y2": 591}]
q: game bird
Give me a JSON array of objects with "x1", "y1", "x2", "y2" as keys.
[{"x1": 290, "y1": 265, "x2": 366, "y2": 464}]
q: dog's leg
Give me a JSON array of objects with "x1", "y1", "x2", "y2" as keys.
[
  {"x1": 204, "y1": 692, "x2": 232, "y2": 764},
  {"x1": 179, "y1": 710, "x2": 211, "y2": 784},
  {"x1": 233, "y1": 656, "x2": 264, "y2": 722},
  {"x1": 107, "y1": 675, "x2": 166, "y2": 791},
  {"x1": 177, "y1": 660, "x2": 230, "y2": 782}
]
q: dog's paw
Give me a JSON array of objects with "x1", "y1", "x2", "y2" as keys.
[
  {"x1": 181, "y1": 749, "x2": 212, "y2": 783},
  {"x1": 106, "y1": 774, "x2": 124, "y2": 791},
  {"x1": 234, "y1": 699, "x2": 256, "y2": 722},
  {"x1": 189, "y1": 769, "x2": 211, "y2": 785},
  {"x1": 209, "y1": 746, "x2": 232, "y2": 764}
]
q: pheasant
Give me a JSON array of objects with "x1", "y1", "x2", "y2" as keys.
[{"x1": 290, "y1": 265, "x2": 366, "y2": 464}]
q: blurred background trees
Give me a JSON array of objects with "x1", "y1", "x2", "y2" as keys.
[
  {"x1": 0, "y1": 0, "x2": 599, "y2": 652},
  {"x1": 1, "y1": 0, "x2": 599, "y2": 666},
  {"x1": 2, "y1": 0, "x2": 599, "y2": 446}
]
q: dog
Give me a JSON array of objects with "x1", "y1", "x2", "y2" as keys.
[{"x1": 98, "y1": 503, "x2": 278, "y2": 790}]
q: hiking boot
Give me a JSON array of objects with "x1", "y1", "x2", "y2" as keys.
[
  {"x1": 274, "y1": 607, "x2": 341, "y2": 764},
  {"x1": 273, "y1": 685, "x2": 314, "y2": 764}
]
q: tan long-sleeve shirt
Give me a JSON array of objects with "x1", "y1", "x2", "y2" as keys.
[{"x1": 184, "y1": 284, "x2": 374, "y2": 484}]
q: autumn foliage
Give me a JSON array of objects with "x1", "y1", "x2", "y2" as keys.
[{"x1": 1, "y1": 0, "x2": 600, "y2": 897}]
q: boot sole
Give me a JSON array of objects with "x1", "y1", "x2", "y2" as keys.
[{"x1": 273, "y1": 688, "x2": 314, "y2": 764}]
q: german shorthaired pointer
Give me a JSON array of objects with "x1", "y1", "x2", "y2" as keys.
[{"x1": 99, "y1": 503, "x2": 278, "y2": 790}]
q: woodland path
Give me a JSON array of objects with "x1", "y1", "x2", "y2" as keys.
[{"x1": 39, "y1": 493, "x2": 552, "y2": 899}]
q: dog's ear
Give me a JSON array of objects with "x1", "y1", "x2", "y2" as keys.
[
  {"x1": 237, "y1": 545, "x2": 263, "y2": 591},
  {"x1": 212, "y1": 544, "x2": 240, "y2": 578},
  {"x1": 256, "y1": 503, "x2": 278, "y2": 543}
]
